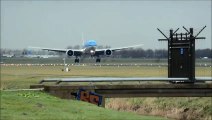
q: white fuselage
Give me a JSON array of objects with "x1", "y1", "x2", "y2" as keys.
[
  {"x1": 83, "y1": 40, "x2": 97, "y2": 55},
  {"x1": 83, "y1": 46, "x2": 96, "y2": 55}
]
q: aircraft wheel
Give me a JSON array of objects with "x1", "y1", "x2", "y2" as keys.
[
  {"x1": 75, "y1": 59, "x2": 79, "y2": 63},
  {"x1": 96, "y1": 58, "x2": 101, "y2": 63}
]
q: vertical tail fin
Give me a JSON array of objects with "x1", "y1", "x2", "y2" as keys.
[{"x1": 82, "y1": 32, "x2": 85, "y2": 47}]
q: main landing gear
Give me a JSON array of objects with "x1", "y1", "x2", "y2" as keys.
[
  {"x1": 96, "y1": 58, "x2": 101, "y2": 63},
  {"x1": 75, "y1": 58, "x2": 80, "y2": 63},
  {"x1": 74, "y1": 57, "x2": 101, "y2": 63}
]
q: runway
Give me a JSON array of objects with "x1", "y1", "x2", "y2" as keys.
[{"x1": 1, "y1": 63, "x2": 211, "y2": 67}]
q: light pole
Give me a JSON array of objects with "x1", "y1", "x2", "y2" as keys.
[{"x1": 63, "y1": 58, "x2": 70, "y2": 72}]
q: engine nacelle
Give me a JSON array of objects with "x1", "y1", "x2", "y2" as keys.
[
  {"x1": 105, "y1": 49, "x2": 112, "y2": 56},
  {"x1": 66, "y1": 50, "x2": 74, "y2": 57}
]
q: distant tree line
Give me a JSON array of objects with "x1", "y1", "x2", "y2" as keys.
[
  {"x1": 1, "y1": 48, "x2": 211, "y2": 59},
  {"x1": 114, "y1": 49, "x2": 168, "y2": 58},
  {"x1": 114, "y1": 48, "x2": 212, "y2": 59},
  {"x1": 195, "y1": 49, "x2": 212, "y2": 58}
]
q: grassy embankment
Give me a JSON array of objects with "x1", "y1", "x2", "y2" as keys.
[{"x1": 1, "y1": 91, "x2": 166, "y2": 120}]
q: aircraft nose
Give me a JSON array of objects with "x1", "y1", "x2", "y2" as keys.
[{"x1": 90, "y1": 50, "x2": 95, "y2": 55}]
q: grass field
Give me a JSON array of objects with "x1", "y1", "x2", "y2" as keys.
[
  {"x1": 1, "y1": 58, "x2": 212, "y2": 120},
  {"x1": 1, "y1": 64, "x2": 211, "y2": 89},
  {"x1": 1, "y1": 65, "x2": 166, "y2": 89},
  {"x1": 1, "y1": 91, "x2": 167, "y2": 120}
]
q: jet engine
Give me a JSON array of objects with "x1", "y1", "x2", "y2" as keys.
[
  {"x1": 105, "y1": 49, "x2": 112, "y2": 56},
  {"x1": 66, "y1": 50, "x2": 74, "y2": 57}
]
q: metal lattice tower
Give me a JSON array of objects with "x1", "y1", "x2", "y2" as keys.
[{"x1": 157, "y1": 26, "x2": 206, "y2": 83}]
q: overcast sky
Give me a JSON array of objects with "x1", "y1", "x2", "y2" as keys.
[{"x1": 1, "y1": 1, "x2": 211, "y2": 50}]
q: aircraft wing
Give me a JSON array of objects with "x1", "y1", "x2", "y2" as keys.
[
  {"x1": 109, "y1": 44, "x2": 143, "y2": 51},
  {"x1": 29, "y1": 47, "x2": 83, "y2": 52},
  {"x1": 94, "y1": 44, "x2": 143, "y2": 56},
  {"x1": 29, "y1": 47, "x2": 67, "y2": 52},
  {"x1": 28, "y1": 47, "x2": 83, "y2": 56}
]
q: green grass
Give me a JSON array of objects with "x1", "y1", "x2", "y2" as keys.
[{"x1": 1, "y1": 91, "x2": 167, "y2": 120}]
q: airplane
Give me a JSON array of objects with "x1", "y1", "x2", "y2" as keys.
[{"x1": 30, "y1": 40, "x2": 143, "y2": 63}]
